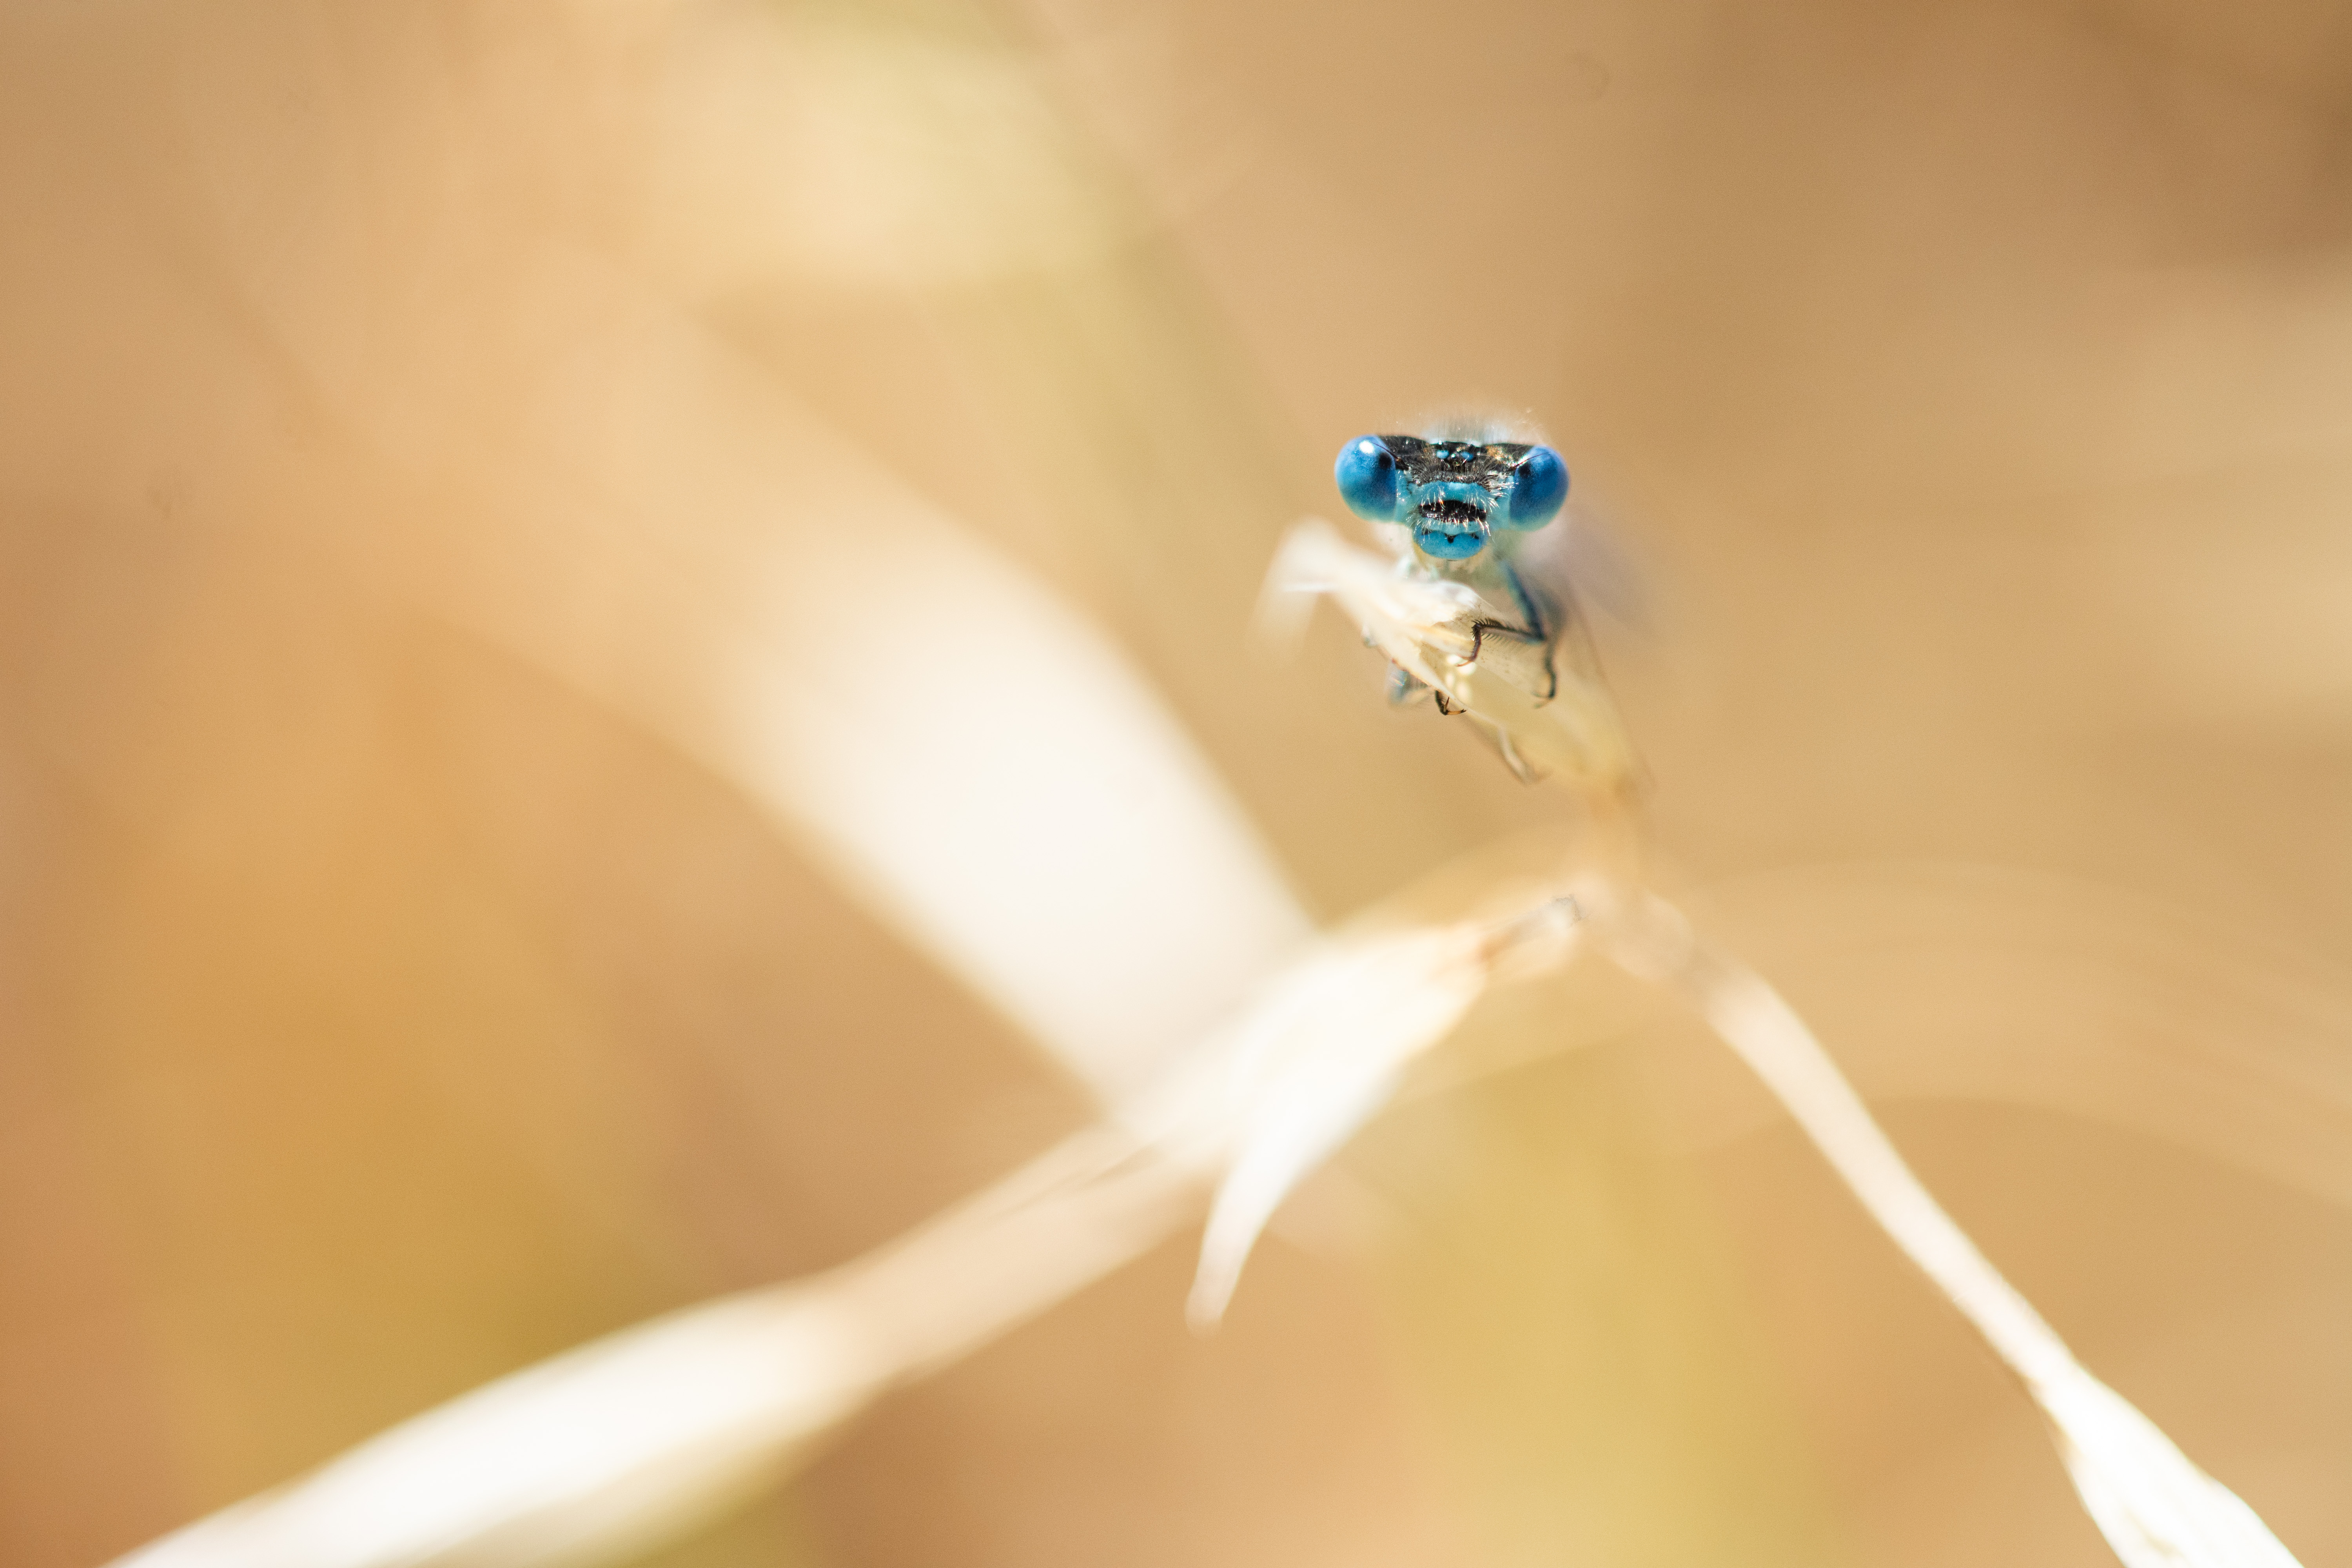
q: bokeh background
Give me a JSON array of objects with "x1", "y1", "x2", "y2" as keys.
[{"x1": 4, "y1": 1, "x2": 2351, "y2": 1565}]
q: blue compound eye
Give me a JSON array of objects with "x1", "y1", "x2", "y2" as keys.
[
  {"x1": 1334, "y1": 435, "x2": 1403, "y2": 522},
  {"x1": 1501, "y1": 445, "x2": 1568, "y2": 529}
]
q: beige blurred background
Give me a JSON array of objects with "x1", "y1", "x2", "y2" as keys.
[{"x1": 4, "y1": 0, "x2": 2351, "y2": 1565}]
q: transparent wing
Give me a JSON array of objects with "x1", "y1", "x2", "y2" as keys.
[{"x1": 1510, "y1": 496, "x2": 1650, "y2": 637}]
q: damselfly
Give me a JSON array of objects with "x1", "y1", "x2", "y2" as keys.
[{"x1": 1270, "y1": 419, "x2": 1637, "y2": 794}]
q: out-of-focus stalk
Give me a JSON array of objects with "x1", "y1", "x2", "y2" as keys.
[
  {"x1": 102, "y1": 902, "x2": 1556, "y2": 1568},
  {"x1": 1599, "y1": 892, "x2": 2305, "y2": 1568},
  {"x1": 100, "y1": 1127, "x2": 1192, "y2": 1568}
]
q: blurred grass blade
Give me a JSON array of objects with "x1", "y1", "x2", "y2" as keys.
[
  {"x1": 406, "y1": 298, "x2": 1312, "y2": 1104},
  {"x1": 102, "y1": 899, "x2": 1556, "y2": 1568},
  {"x1": 1181, "y1": 924, "x2": 1506, "y2": 1328},
  {"x1": 1177, "y1": 898, "x2": 1587, "y2": 1327},
  {"x1": 107, "y1": 1291, "x2": 889, "y2": 1568},
  {"x1": 1603, "y1": 893, "x2": 2306, "y2": 1568},
  {"x1": 104, "y1": 1127, "x2": 1196, "y2": 1568}
]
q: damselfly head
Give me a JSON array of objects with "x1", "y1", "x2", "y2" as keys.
[{"x1": 1333, "y1": 434, "x2": 1569, "y2": 561}]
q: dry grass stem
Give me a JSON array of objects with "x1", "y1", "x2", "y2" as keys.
[
  {"x1": 12, "y1": 8, "x2": 2345, "y2": 1567},
  {"x1": 1601, "y1": 894, "x2": 2306, "y2": 1568},
  {"x1": 1277, "y1": 519, "x2": 2305, "y2": 1568},
  {"x1": 101, "y1": 512, "x2": 2313, "y2": 1568}
]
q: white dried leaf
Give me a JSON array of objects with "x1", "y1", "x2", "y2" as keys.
[{"x1": 1179, "y1": 924, "x2": 1499, "y2": 1328}]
